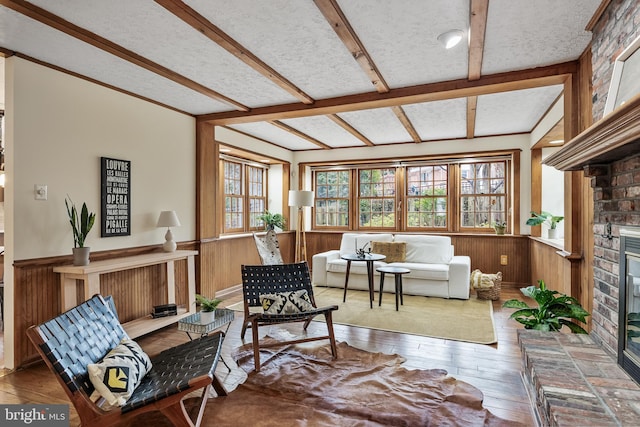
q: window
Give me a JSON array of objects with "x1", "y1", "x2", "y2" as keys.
[
  {"x1": 223, "y1": 159, "x2": 267, "y2": 233},
  {"x1": 460, "y1": 161, "x2": 507, "y2": 229},
  {"x1": 406, "y1": 165, "x2": 448, "y2": 229},
  {"x1": 248, "y1": 166, "x2": 266, "y2": 229},
  {"x1": 358, "y1": 168, "x2": 396, "y2": 228},
  {"x1": 311, "y1": 154, "x2": 512, "y2": 233},
  {"x1": 315, "y1": 170, "x2": 350, "y2": 227}
]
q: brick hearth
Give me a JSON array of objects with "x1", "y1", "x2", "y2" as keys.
[{"x1": 519, "y1": 330, "x2": 640, "y2": 426}]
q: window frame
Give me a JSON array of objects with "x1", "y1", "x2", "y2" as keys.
[
  {"x1": 221, "y1": 157, "x2": 268, "y2": 234},
  {"x1": 309, "y1": 152, "x2": 515, "y2": 234}
]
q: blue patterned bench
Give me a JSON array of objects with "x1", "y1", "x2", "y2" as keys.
[{"x1": 26, "y1": 294, "x2": 226, "y2": 427}]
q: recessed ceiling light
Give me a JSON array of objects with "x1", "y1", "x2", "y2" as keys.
[
  {"x1": 260, "y1": 159, "x2": 270, "y2": 163},
  {"x1": 549, "y1": 139, "x2": 564, "y2": 145},
  {"x1": 437, "y1": 29, "x2": 465, "y2": 49}
]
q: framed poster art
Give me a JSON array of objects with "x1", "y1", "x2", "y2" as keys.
[
  {"x1": 604, "y1": 34, "x2": 640, "y2": 117},
  {"x1": 101, "y1": 157, "x2": 131, "y2": 237}
]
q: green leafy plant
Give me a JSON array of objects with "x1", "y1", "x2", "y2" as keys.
[
  {"x1": 195, "y1": 294, "x2": 222, "y2": 312},
  {"x1": 503, "y1": 279, "x2": 589, "y2": 333},
  {"x1": 65, "y1": 195, "x2": 96, "y2": 248},
  {"x1": 257, "y1": 211, "x2": 286, "y2": 231},
  {"x1": 526, "y1": 211, "x2": 564, "y2": 230}
]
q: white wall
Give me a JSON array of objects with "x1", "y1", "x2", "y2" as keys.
[
  {"x1": 8, "y1": 57, "x2": 196, "y2": 260},
  {"x1": 541, "y1": 147, "x2": 565, "y2": 239}
]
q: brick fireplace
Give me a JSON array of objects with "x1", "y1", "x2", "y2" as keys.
[{"x1": 546, "y1": 0, "x2": 640, "y2": 362}]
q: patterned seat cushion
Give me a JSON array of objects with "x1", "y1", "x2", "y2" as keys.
[
  {"x1": 259, "y1": 290, "x2": 314, "y2": 314},
  {"x1": 88, "y1": 338, "x2": 152, "y2": 406}
]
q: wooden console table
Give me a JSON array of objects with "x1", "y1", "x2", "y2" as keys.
[{"x1": 54, "y1": 250, "x2": 198, "y2": 338}]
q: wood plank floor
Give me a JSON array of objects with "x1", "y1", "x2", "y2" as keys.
[{"x1": 0, "y1": 286, "x2": 535, "y2": 426}]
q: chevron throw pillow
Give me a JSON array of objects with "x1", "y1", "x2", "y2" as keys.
[
  {"x1": 88, "y1": 338, "x2": 152, "y2": 406},
  {"x1": 260, "y1": 290, "x2": 314, "y2": 314}
]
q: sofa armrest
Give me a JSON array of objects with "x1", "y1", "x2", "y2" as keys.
[
  {"x1": 449, "y1": 255, "x2": 471, "y2": 299},
  {"x1": 312, "y1": 250, "x2": 340, "y2": 286}
]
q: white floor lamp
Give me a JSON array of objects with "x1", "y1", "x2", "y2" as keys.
[{"x1": 288, "y1": 190, "x2": 314, "y2": 263}]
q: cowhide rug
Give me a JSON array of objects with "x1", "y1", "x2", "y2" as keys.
[{"x1": 127, "y1": 340, "x2": 523, "y2": 426}]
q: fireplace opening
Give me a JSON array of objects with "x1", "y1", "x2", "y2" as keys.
[{"x1": 618, "y1": 227, "x2": 640, "y2": 383}]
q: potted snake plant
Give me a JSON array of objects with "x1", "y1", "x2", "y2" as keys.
[{"x1": 65, "y1": 195, "x2": 96, "y2": 266}]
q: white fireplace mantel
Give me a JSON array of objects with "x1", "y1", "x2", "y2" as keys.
[{"x1": 544, "y1": 92, "x2": 640, "y2": 171}]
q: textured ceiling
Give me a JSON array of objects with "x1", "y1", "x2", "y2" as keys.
[{"x1": 0, "y1": 0, "x2": 603, "y2": 151}]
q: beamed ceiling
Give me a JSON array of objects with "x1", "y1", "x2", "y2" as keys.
[{"x1": 0, "y1": 0, "x2": 603, "y2": 151}]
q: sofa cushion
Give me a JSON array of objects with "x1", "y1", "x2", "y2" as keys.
[
  {"x1": 339, "y1": 233, "x2": 393, "y2": 256},
  {"x1": 393, "y1": 235, "x2": 453, "y2": 264},
  {"x1": 371, "y1": 241, "x2": 406, "y2": 263},
  {"x1": 327, "y1": 259, "x2": 387, "y2": 275},
  {"x1": 389, "y1": 262, "x2": 449, "y2": 281}
]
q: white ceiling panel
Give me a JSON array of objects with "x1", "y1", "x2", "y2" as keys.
[
  {"x1": 339, "y1": 0, "x2": 469, "y2": 88},
  {"x1": 482, "y1": 0, "x2": 600, "y2": 75},
  {"x1": 28, "y1": 0, "x2": 297, "y2": 108},
  {"x1": 475, "y1": 85, "x2": 564, "y2": 136},
  {"x1": 281, "y1": 116, "x2": 367, "y2": 148},
  {"x1": 227, "y1": 123, "x2": 322, "y2": 151},
  {"x1": 185, "y1": 0, "x2": 374, "y2": 100},
  {"x1": 338, "y1": 108, "x2": 411, "y2": 144},
  {"x1": 0, "y1": 6, "x2": 228, "y2": 115},
  {"x1": 404, "y1": 98, "x2": 467, "y2": 141},
  {"x1": 1, "y1": 1, "x2": 607, "y2": 151}
]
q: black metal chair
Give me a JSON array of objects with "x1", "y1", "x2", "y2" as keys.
[{"x1": 240, "y1": 262, "x2": 339, "y2": 371}]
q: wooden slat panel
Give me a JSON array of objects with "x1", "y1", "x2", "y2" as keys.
[
  {"x1": 529, "y1": 239, "x2": 567, "y2": 294},
  {"x1": 197, "y1": 232, "x2": 296, "y2": 298},
  {"x1": 450, "y1": 235, "x2": 530, "y2": 285},
  {"x1": 13, "y1": 246, "x2": 197, "y2": 367}
]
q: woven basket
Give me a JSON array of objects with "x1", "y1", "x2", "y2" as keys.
[{"x1": 476, "y1": 278, "x2": 502, "y2": 301}]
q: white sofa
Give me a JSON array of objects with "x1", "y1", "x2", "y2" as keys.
[{"x1": 312, "y1": 233, "x2": 471, "y2": 300}]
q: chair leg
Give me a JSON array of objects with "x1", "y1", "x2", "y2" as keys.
[
  {"x1": 251, "y1": 319, "x2": 261, "y2": 372},
  {"x1": 303, "y1": 318, "x2": 313, "y2": 330},
  {"x1": 324, "y1": 311, "x2": 338, "y2": 360},
  {"x1": 159, "y1": 400, "x2": 195, "y2": 427},
  {"x1": 240, "y1": 319, "x2": 249, "y2": 340}
]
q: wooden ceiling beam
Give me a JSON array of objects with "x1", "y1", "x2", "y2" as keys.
[
  {"x1": 468, "y1": 0, "x2": 489, "y2": 81},
  {"x1": 199, "y1": 62, "x2": 577, "y2": 125},
  {"x1": 391, "y1": 106, "x2": 421, "y2": 143},
  {"x1": 328, "y1": 115, "x2": 374, "y2": 146},
  {"x1": 0, "y1": 0, "x2": 250, "y2": 111},
  {"x1": 268, "y1": 121, "x2": 332, "y2": 149},
  {"x1": 313, "y1": 0, "x2": 390, "y2": 93},
  {"x1": 155, "y1": 0, "x2": 314, "y2": 105},
  {"x1": 466, "y1": 96, "x2": 478, "y2": 139}
]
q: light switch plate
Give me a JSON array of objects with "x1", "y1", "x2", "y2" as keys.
[{"x1": 35, "y1": 184, "x2": 48, "y2": 200}]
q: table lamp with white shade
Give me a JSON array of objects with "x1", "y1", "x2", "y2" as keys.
[
  {"x1": 288, "y1": 190, "x2": 314, "y2": 262},
  {"x1": 157, "y1": 210, "x2": 181, "y2": 252}
]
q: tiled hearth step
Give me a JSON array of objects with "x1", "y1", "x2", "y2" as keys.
[{"x1": 518, "y1": 330, "x2": 640, "y2": 426}]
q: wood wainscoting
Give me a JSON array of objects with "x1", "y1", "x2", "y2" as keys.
[{"x1": 12, "y1": 233, "x2": 296, "y2": 368}]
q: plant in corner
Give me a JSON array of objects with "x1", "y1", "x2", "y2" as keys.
[
  {"x1": 502, "y1": 279, "x2": 589, "y2": 333},
  {"x1": 257, "y1": 211, "x2": 286, "y2": 231},
  {"x1": 526, "y1": 211, "x2": 564, "y2": 238},
  {"x1": 65, "y1": 195, "x2": 96, "y2": 266}
]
